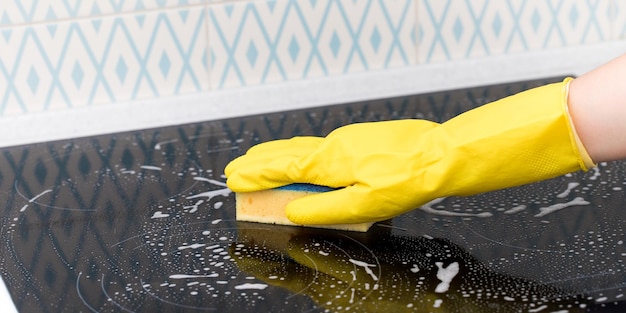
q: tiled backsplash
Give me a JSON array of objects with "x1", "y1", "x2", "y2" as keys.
[
  {"x1": 208, "y1": 0, "x2": 416, "y2": 89},
  {"x1": 0, "y1": 0, "x2": 623, "y2": 117},
  {"x1": 418, "y1": 1, "x2": 615, "y2": 62}
]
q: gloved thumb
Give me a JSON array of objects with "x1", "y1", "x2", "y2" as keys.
[{"x1": 285, "y1": 184, "x2": 401, "y2": 225}]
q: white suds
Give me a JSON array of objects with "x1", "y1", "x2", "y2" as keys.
[
  {"x1": 183, "y1": 200, "x2": 204, "y2": 213},
  {"x1": 349, "y1": 259, "x2": 378, "y2": 281},
  {"x1": 178, "y1": 243, "x2": 205, "y2": 250},
  {"x1": 433, "y1": 299, "x2": 443, "y2": 308},
  {"x1": 420, "y1": 198, "x2": 493, "y2": 217},
  {"x1": 588, "y1": 167, "x2": 601, "y2": 180},
  {"x1": 187, "y1": 188, "x2": 232, "y2": 200},
  {"x1": 434, "y1": 262, "x2": 460, "y2": 293},
  {"x1": 234, "y1": 283, "x2": 268, "y2": 290},
  {"x1": 528, "y1": 305, "x2": 548, "y2": 312},
  {"x1": 556, "y1": 182, "x2": 580, "y2": 198},
  {"x1": 193, "y1": 177, "x2": 228, "y2": 187},
  {"x1": 140, "y1": 165, "x2": 162, "y2": 171},
  {"x1": 151, "y1": 211, "x2": 170, "y2": 219},
  {"x1": 504, "y1": 205, "x2": 527, "y2": 215},
  {"x1": 154, "y1": 139, "x2": 178, "y2": 150},
  {"x1": 28, "y1": 189, "x2": 52, "y2": 205},
  {"x1": 535, "y1": 197, "x2": 590, "y2": 217},
  {"x1": 169, "y1": 274, "x2": 219, "y2": 279}
]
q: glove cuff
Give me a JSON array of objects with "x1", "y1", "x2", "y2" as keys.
[{"x1": 563, "y1": 77, "x2": 596, "y2": 170}]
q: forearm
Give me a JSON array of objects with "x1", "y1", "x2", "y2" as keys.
[{"x1": 568, "y1": 54, "x2": 626, "y2": 163}]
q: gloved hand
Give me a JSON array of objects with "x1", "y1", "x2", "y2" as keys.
[{"x1": 225, "y1": 79, "x2": 595, "y2": 225}]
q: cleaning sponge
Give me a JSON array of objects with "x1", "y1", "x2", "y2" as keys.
[{"x1": 235, "y1": 183, "x2": 374, "y2": 232}]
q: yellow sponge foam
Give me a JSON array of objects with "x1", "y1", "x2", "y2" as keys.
[{"x1": 235, "y1": 184, "x2": 373, "y2": 232}]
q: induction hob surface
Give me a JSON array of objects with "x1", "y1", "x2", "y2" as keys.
[{"x1": 2, "y1": 78, "x2": 626, "y2": 312}]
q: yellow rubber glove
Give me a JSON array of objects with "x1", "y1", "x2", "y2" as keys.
[{"x1": 225, "y1": 79, "x2": 594, "y2": 225}]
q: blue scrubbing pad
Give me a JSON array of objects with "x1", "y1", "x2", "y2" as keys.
[{"x1": 276, "y1": 183, "x2": 335, "y2": 192}]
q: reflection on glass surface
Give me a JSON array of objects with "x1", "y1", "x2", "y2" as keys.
[{"x1": 233, "y1": 224, "x2": 594, "y2": 312}]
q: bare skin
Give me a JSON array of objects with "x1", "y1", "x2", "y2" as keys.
[{"x1": 569, "y1": 54, "x2": 626, "y2": 163}]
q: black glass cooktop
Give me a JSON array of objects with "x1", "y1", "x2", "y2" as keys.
[{"x1": 2, "y1": 77, "x2": 626, "y2": 312}]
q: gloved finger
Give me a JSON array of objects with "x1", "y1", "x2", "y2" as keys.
[
  {"x1": 245, "y1": 136, "x2": 322, "y2": 155},
  {"x1": 226, "y1": 140, "x2": 328, "y2": 192},
  {"x1": 225, "y1": 137, "x2": 321, "y2": 176},
  {"x1": 325, "y1": 119, "x2": 438, "y2": 139},
  {"x1": 226, "y1": 158, "x2": 300, "y2": 191},
  {"x1": 286, "y1": 184, "x2": 402, "y2": 225},
  {"x1": 226, "y1": 159, "x2": 298, "y2": 191},
  {"x1": 227, "y1": 157, "x2": 348, "y2": 192}
]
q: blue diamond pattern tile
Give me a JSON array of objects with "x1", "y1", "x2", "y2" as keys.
[
  {"x1": 115, "y1": 57, "x2": 128, "y2": 84},
  {"x1": 329, "y1": 30, "x2": 341, "y2": 57},
  {"x1": 0, "y1": 66, "x2": 7, "y2": 111},
  {"x1": 27, "y1": 66, "x2": 40, "y2": 93},
  {"x1": 159, "y1": 51, "x2": 171, "y2": 78},
  {"x1": 209, "y1": 48, "x2": 215, "y2": 68},
  {"x1": 418, "y1": 0, "x2": 613, "y2": 64},
  {"x1": 91, "y1": 2, "x2": 102, "y2": 15},
  {"x1": 0, "y1": 0, "x2": 619, "y2": 117},
  {"x1": 569, "y1": 5, "x2": 579, "y2": 27},
  {"x1": 71, "y1": 61, "x2": 84, "y2": 88},
  {"x1": 246, "y1": 41, "x2": 258, "y2": 67},
  {"x1": 288, "y1": 35, "x2": 300, "y2": 62},
  {"x1": 45, "y1": 7, "x2": 56, "y2": 21},
  {"x1": 135, "y1": 14, "x2": 146, "y2": 26},
  {"x1": 531, "y1": 8, "x2": 542, "y2": 33},
  {"x1": 453, "y1": 16, "x2": 463, "y2": 42},
  {"x1": 223, "y1": 3, "x2": 235, "y2": 17},
  {"x1": 91, "y1": 18, "x2": 102, "y2": 31},
  {"x1": 370, "y1": 26, "x2": 381, "y2": 52},
  {"x1": 492, "y1": 12, "x2": 502, "y2": 38},
  {"x1": 203, "y1": 47, "x2": 208, "y2": 70},
  {"x1": 0, "y1": 0, "x2": 208, "y2": 25},
  {"x1": 208, "y1": 0, "x2": 416, "y2": 89},
  {"x1": 0, "y1": 5, "x2": 209, "y2": 114},
  {"x1": 1, "y1": 11, "x2": 11, "y2": 25},
  {"x1": 46, "y1": 23, "x2": 57, "y2": 36},
  {"x1": 0, "y1": 29, "x2": 15, "y2": 53},
  {"x1": 267, "y1": 0, "x2": 277, "y2": 12},
  {"x1": 179, "y1": 9, "x2": 189, "y2": 21}
]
